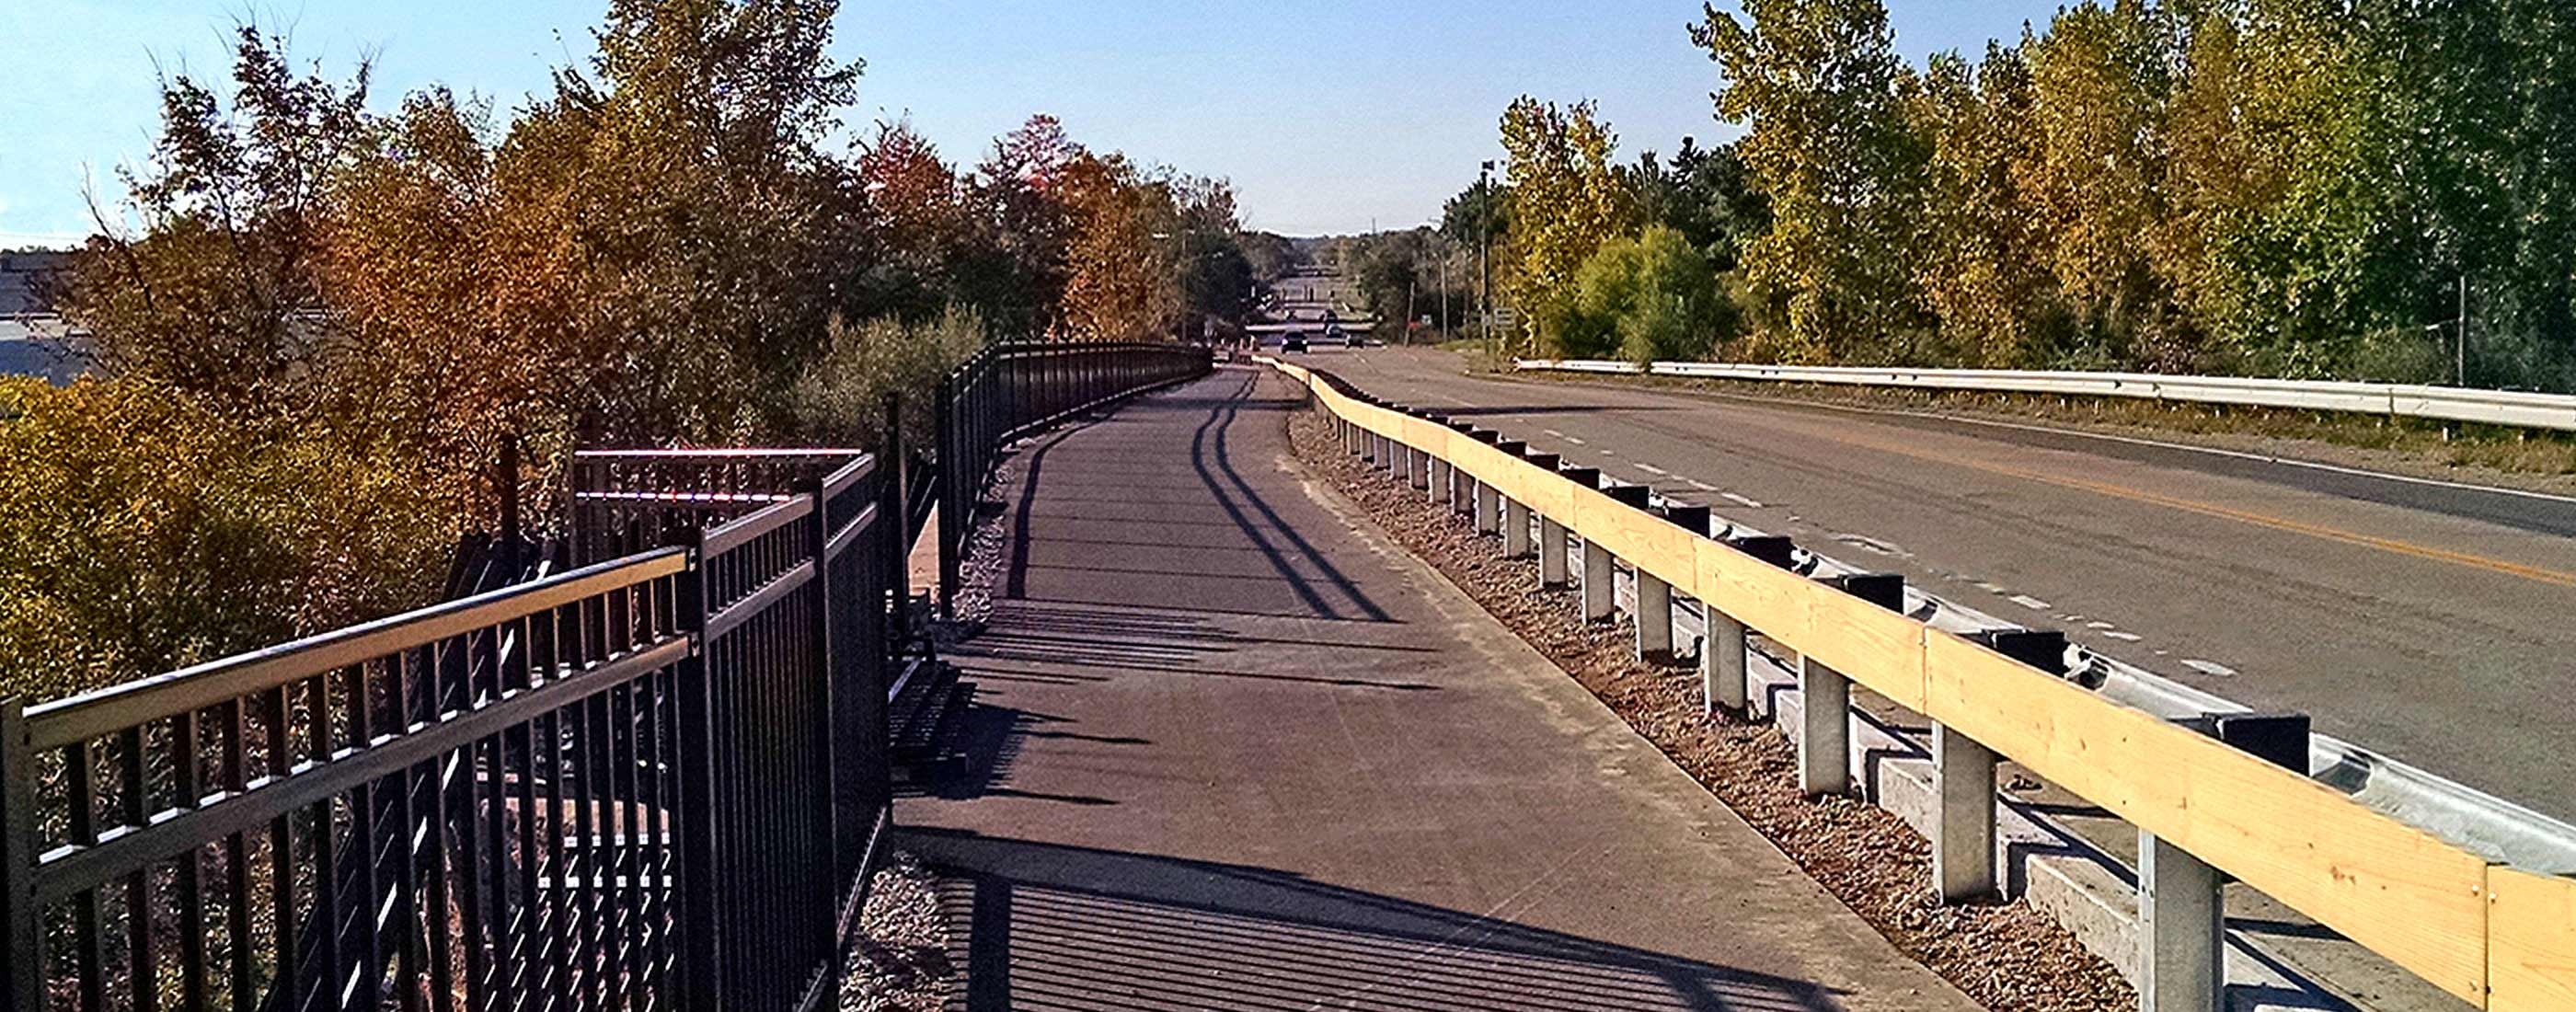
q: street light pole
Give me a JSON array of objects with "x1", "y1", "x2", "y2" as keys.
[{"x1": 1479, "y1": 160, "x2": 1494, "y2": 362}]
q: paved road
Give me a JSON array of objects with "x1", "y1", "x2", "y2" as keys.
[
  {"x1": 1307, "y1": 345, "x2": 2576, "y2": 823},
  {"x1": 901, "y1": 366, "x2": 1982, "y2": 1011}
]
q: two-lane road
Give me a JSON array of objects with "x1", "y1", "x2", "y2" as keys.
[{"x1": 1311, "y1": 346, "x2": 2576, "y2": 822}]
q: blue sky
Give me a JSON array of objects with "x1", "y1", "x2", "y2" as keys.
[{"x1": 0, "y1": 1, "x2": 2053, "y2": 243}]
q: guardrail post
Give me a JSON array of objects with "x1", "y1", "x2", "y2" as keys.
[
  {"x1": 1599, "y1": 486, "x2": 1661, "y2": 654},
  {"x1": 2, "y1": 698, "x2": 40, "y2": 1012},
  {"x1": 1580, "y1": 535, "x2": 1615, "y2": 622},
  {"x1": 1799, "y1": 658, "x2": 1853, "y2": 796},
  {"x1": 1503, "y1": 500, "x2": 1533, "y2": 558},
  {"x1": 1934, "y1": 725, "x2": 1997, "y2": 902},
  {"x1": 1937, "y1": 629, "x2": 2064, "y2": 902},
  {"x1": 1801, "y1": 573, "x2": 1903, "y2": 796},
  {"x1": 2140, "y1": 832, "x2": 2223, "y2": 1012}
]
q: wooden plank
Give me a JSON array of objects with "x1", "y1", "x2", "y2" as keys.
[
  {"x1": 1923, "y1": 631, "x2": 2490, "y2": 1002},
  {"x1": 1569, "y1": 484, "x2": 1695, "y2": 591},
  {"x1": 1800, "y1": 590, "x2": 1928, "y2": 711},
  {"x1": 1696, "y1": 536, "x2": 1811, "y2": 650},
  {"x1": 2491, "y1": 866, "x2": 2576, "y2": 1011}
]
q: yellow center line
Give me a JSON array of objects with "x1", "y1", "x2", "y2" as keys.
[{"x1": 1823, "y1": 431, "x2": 2576, "y2": 589}]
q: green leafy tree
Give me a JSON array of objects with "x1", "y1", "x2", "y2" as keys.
[
  {"x1": 1696, "y1": 0, "x2": 1928, "y2": 363},
  {"x1": 1565, "y1": 225, "x2": 1733, "y2": 363},
  {"x1": 1498, "y1": 97, "x2": 1639, "y2": 355}
]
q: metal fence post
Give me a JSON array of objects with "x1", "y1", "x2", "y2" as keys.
[
  {"x1": 934, "y1": 376, "x2": 960, "y2": 620},
  {"x1": 798, "y1": 478, "x2": 843, "y2": 914},
  {"x1": 881, "y1": 393, "x2": 910, "y2": 650},
  {"x1": 2, "y1": 698, "x2": 40, "y2": 1012},
  {"x1": 670, "y1": 537, "x2": 726, "y2": 1012}
]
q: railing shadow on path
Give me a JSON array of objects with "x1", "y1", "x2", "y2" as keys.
[
  {"x1": 993, "y1": 368, "x2": 1392, "y2": 623},
  {"x1": 906, "y1": 827, "x2": 1853, "y2": 1012}
]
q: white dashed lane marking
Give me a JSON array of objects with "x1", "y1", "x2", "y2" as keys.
[
  {"x1": 2182, "y1": 659, "x2": 2240, "y2": 677},
  {"x1": 1721, "y1": 492, "x2": 1765, "y2": 509},
  {"x1": 1685, "y1": 478, "x2": 1720, "y2": 491},
  {"x1": 1634, "y1": 464, "x2": 1668, "y2": 476},
  {"x1": 1562, "y1": 435, "x2": 1588, "y2": 445},
  {"x1": 2007, "y1": 593, "x2": 2053, "y2": 611}
]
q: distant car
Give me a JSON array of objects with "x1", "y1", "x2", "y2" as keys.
[{"x1": 1282, "y1": 334, "x2": 1307, "y2": 353}]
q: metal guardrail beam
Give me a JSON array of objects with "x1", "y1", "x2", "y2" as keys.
[{"x1": 1518, "y1": 359, "x2": 2576, "y2": 431}]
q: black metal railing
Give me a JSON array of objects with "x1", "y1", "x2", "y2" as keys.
[
  {"x1": 2, "y1": 454, "x2": 903, "y2": 1012},
  {"x1": 934, "y1": 341, "x2": 1211, "y2": 607}
]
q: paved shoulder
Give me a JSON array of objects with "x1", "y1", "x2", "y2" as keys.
[{"x1": 900, "y1": 366, "x2": 1980, "y2": 1011}]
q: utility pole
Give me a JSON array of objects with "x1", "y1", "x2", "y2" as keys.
[
  {"x1": 1406, "y1": 278, "x2": 1416, "y2": 347},
  {"x1": 1439, "y1": 247, "x2": 1451, "y2": 338},
  {"x1": 1478, "y1": 160, "x2": 1494, "y2": 361},
  {"x1": 2456, "y1": 274, "x2": 2468, "y2": 386}
]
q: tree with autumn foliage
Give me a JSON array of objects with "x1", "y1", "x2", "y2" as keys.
[{"x1": 10, "y1": 2, "x2": 1253, "y2": 702}]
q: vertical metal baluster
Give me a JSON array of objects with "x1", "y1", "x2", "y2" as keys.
[
  {"x1": 65, "y1": 740, "x2": 104, "y2": 1012},
  {"x1": 223, "y1": 699, "x2": 251, "y2": 1012},
  {"x1": 545, "y1": 612, "x2": 574, "y2": 1012},
  {"x1": 307, "y1": 673, "x2": 339, "y2": 1012},
  {"x1": 423, "y1": 660, "x2": 456, "y2": 1012},
  {"x1": 263, "y1": 688, "x2": 294, "y2": 1012},
  {"x1": 174, "y1": 709, "x2": 206, "y2": 1012},
  {"x1": 120, "y1": 726, "x2": 157, "y2": 1012},
  {"x1": 393, "y1": 651, "x2": 424, "y2": 1012},
  {"x1": 347, "y1": 662, "x2": 380, "y2": 1010},
  {"x1": 512, "y1": 621, "x2": 540, "y2": 998}
]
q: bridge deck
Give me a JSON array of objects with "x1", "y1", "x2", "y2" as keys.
[{"x1": 898, "y1": 366, "x2": 1978, "y2": 1011}]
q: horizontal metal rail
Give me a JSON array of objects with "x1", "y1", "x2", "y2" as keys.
[
  {"x1": 1281, "y1": 356, "x2": 2576, "y2": 1011},
  {"x1": 1519, "y1": 358, "x2": 2576, "y2": 431}
]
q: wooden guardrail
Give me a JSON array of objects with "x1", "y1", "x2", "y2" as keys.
[{"x1": 1267, "y1": 357, "x2": 2576, "y2": 1010}]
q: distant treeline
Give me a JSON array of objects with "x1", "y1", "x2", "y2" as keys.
[{"x1": 1356, "y1": 0, "x2": 2573, "y2": 388}]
